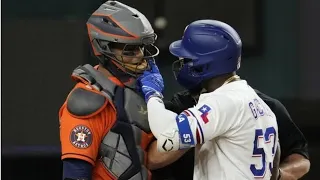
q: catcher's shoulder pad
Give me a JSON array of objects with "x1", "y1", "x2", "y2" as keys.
[{"x1": 67, "y1": 87, "x2": 108, "y2": 118}]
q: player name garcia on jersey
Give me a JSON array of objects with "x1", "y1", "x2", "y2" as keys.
[{"x1": 249, "y1": 98, "x2": 274, "y2": 119}]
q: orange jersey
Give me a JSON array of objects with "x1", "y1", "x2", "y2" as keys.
[
  {"x1": 59, "y1": 74, "x2": 153, "y2": 180},
  {"x1": 59, "y1": 82, "x2": 117, "y2": 179}
]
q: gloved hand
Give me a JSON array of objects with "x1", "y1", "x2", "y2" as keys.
[{"x1": 138, "y1": 60, "x2": 164, "y2": 102}]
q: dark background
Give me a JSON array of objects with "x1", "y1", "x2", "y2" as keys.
[{"x1": 2, "y1": 0, "x2": 320, "y2": 179}]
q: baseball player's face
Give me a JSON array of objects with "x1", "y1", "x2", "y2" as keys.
[{"x1": 111, "y1": 43, "x2": 145, "y2": 64}]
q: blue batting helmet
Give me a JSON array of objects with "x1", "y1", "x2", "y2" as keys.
[{"x1": 169, "y1": 20, "x2": 242, "y2": 91}]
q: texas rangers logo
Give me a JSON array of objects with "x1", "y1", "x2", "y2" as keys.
[
  {"x1": 198, "y1": 104, "x2": 211, "y2": 124},
  {"x1": 70, "y1": 125, "x2": 93, "y2": 149}
]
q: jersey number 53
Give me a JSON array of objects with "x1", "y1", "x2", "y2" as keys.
[{"x1": 250, "y1": 127, "x2": 277, "y2": 178}]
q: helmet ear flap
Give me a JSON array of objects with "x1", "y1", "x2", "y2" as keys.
[
  {"x1": 91, "y1": 39, "x2": 109, "y2": 55},
  {"x1": 90, "y1": 38, "x2": 102, "y2": 56},
  {"x1": 192, "y1": 66, "x2": 204, "y2": 74},
  {"x1": 190, "y1": 64, "x2": 210, "y2": 76},
  {"x1": 98, "y1": 40, "x2": 112, "y2": 52}
]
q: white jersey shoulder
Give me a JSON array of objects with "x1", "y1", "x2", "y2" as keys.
[{"x1": 187, "y1": 80, "x2": 279, "y2": 180}]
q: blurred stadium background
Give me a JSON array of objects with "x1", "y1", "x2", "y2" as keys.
[{"x1": 2, "y1": 0, "x2": 320, "y2": 179}]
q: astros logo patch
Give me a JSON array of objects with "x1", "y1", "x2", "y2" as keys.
[{"x1": 70, "y1": 125, "x2": 93, "y2": 149}]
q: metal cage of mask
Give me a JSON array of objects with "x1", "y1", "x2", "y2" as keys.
[{"x1": 91, "y1": 37, "x2": 160, "y2": 78}]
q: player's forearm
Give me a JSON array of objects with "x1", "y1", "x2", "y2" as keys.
[
  {"x1": 147, "y1": 97, "x2": 178, "y2": 139},
  {"x1": 147, "y1": 140, "x2": 188, "y2": 170},
  {"x1": 280, "y1": 154, "x2": 310, "y2": 179}
]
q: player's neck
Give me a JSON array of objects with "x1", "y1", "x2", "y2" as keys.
[{"x1": 205, "y1": 72, "x2": 237, "y2": 92}]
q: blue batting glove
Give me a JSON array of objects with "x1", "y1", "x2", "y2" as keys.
[{"x1": 138, "y1": 60, "x2": 164, "y2": 102}]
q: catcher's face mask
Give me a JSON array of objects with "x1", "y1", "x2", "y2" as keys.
[{"x1": 96, "y1": 40, "x2": 159, "y2": 77}]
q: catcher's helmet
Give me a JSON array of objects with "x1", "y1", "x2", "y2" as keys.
[
  {"x1": 169, "y1": 20, "x2": 242, "y2": 91},
  {"x1": 87, "y1": 1, "x2": 159, "y2": 77}
]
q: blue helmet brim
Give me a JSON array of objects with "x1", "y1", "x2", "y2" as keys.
[{"x1": 169, "y1": 40, "x2": 197, "y2": 59}]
